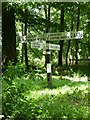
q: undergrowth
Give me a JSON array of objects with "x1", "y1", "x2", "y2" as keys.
[{"x1": 2, "y1": 63, "x2": 89, "y2": 119}]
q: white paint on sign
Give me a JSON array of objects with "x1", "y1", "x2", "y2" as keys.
[
  {"x1": 31, "y1": 42, "x2": 60, "y2": 51},
  {"x1": 74, "y1": 31, "x2": 83, "y2": 39},
  {"x1": 31, "y1": 41, "x2": 43, "y2": 49},
  {"x1": 67, "y1": 32, "x2": 71, "y2": 39},
  {"x1": 47, "y1": 31, "x2": 83, "y2": 41},
  {"x1": 29, "y1": 31, "x2": 83, "y2": 41},
  {"x1": 47, "y1": 63, "x2": 51, "y2": 73},
  {"x1": 46, "y1": 43, "x2": 60, "y2": 50},
  {"x1": 46, "y1": 51, "x2": 51, "y2": 54},
  {"x1": 22, "y1": 36, "x2": 27, "y2": 43}
]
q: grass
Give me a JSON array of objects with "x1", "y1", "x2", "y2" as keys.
[{"x1": 2, "y1": 63, "x2": 90, "y2": 119}]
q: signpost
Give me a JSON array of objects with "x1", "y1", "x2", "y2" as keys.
[
  {"x1": 46, "y1": 43, "x2": 60, "y2": 51},
  {"x1": 31, "y1": 41, "x2": 60, "y2": 51},
  {"x1": 30, "y1": 31, "x2": 83, "y2": 41},
  {"x1": 47, "y1": 31, "x2": 83, "y2": 40},
  {"x1": 29, "y1": 30, "x2": 83, "y2": 87},
  {"x1": 31, "y1": 41, "x2": 44, "y2": 49}
]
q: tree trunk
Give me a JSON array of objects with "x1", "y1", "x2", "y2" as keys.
[
  {"x1": 87, "y1": 7, "x2": 90, "y2": 66},
  {"x1": 66, "y1": 6, "x2": 74, "y2": 65},
  {"x1": 58, "y1": 5, "x2": 64, "y2": 67},
  {"x1": 24, "y1": 22, "x2": 28, "y2": 70},
  {"x1": 88, "y1": 40, "x2": 90, "y2": 58},
  {"x1": 47, "y1": 5, "x2": 52, "y2": 88},
  {"x1": 2, "y1": 4, "x2": 17, "y2": 66},
  {"x1": 21, "y1": 24, "x2": 24, "y2": 63},
  {"x1": 0, "y1": 3, "x2": 2, "y2": 74},
  {"x1": 75, "y1": 7, "x2": 80, "y2": 65},
  {"x1": 66, "y1": 40, "x2": 71, "y2": 65},
  {"x1": 44, "y1": 4, "x2": 47, "y2": 22},
  {"x1": 44, "y1": 5, "x2": 52, "y2": 88},
  {"x1": 44, "y1": 4, "x2": 47, "y2": 68},
  {"x1": 21, "y1": 5, "x2": 29, "y2": 70}
]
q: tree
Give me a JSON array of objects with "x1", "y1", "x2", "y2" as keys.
[
  {"x1": 2, "y1": 3, "x2": 17, "y2": 66},
  {"x1": 66, "y1": 5, "x2": 74, "y2": 65},
  {"x1": 45, "y1": 4, "x2": 52, "y2": 88},
  {"x1": 22, "y1": 4, "x2": 29, "y2": 70},
  {"x1": 75, "y1": 7, "x2": 80, "y2": 65},
  {"x1": 58, "y1": 4, "x2": 64, "y2": 67}
]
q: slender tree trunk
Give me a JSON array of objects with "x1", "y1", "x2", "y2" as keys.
[
  {"x1": 21, "y1": 5, "x2": 28, "y2": 70},
  {"x1": 44, "y1": 4, "x2": 47, "y2": 21},
  {"x1": 46, "y1": 5, "x2": 52, "y2": 88},
  {"x1": 58, "y1": 5, "x2": 64, "y2": 67},
  {"x1": 88, "y1": 40, "x2": 90, "y2": 57},
  {"x1": 2, "y1": 5, "x2": 17, "y2": 66},
  {"x1": 44, "y1": 4, "x2": 47, "y2": 68},
  {"x1": 66, "y1": 6, "x2": 74, "y2": 65},
  {"x1": 44, "y1": 5, "x2": 52, "y2": 88},
  {"x1": 66, "y1": 41, "x2": 71, "y2": 65},
  {"x1": 75, "y1": 7, "x2": 80, "y2": 65},
  {"x1": 21, "y1": 24, "x2": 24, "y2": 63},
  {"x1": 87, "y1": 11, "x2": 90, "y2": 59},
  {"x1": 24, "y1": 21, "x2": 28, "y2": 70}
]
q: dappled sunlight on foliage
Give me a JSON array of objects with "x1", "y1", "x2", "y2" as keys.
[
  {"x1": 62, "y1": 75, "x2": 88, "y2": 82},
  {"x1": 2, "y1": 1, "x2": 90, "y2": 119},
  {"x1": 2, "y1": 63, "x2": 89, "y2": 119}
]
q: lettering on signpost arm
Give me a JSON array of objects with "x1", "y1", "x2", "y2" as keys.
[{"x1": 30, "y1": 30, "x2": 83, "y2": 87}]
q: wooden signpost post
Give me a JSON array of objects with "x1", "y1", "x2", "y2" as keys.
[
  {"x1": 29, "y1": 30, "x2": 83, "y2": 87},
  {"x1": 31, "y1": 41, "x2": 60, "y2": 88}
]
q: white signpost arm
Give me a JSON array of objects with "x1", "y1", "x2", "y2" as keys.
[
  {"x1": 30, "y1": 31, "x2": 83, "y2": 41},
  {"x1": 29, "y1": 30, "x2": 83, "y2": 88}
]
